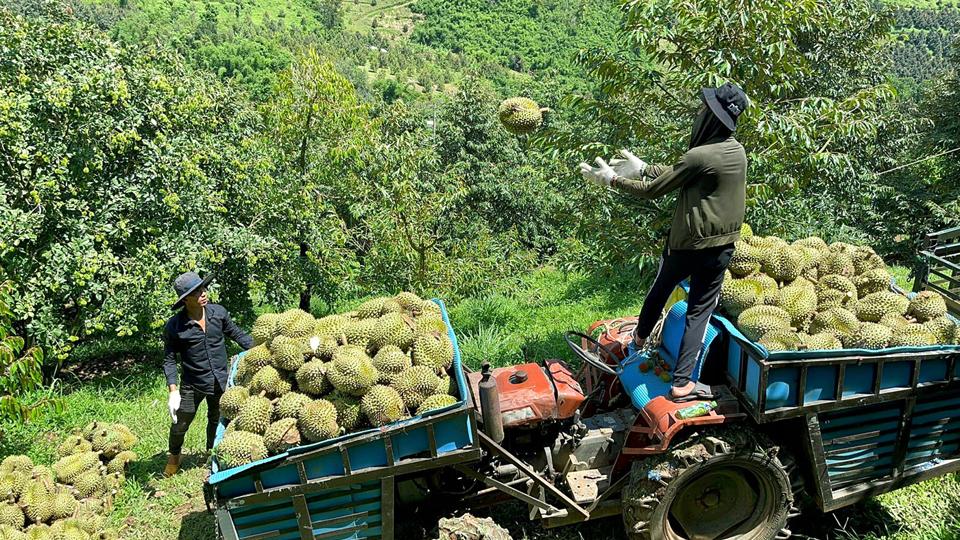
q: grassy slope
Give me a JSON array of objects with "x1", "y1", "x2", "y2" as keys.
[{"x1": 5, "y1": 266, "x2": 958, "y2": 540}]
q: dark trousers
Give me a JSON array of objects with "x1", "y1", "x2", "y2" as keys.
[
  {"x1": 168, "y1": 384, "x2": 223, "y2": 455},
  {"x1": 635, "y1": 243, "x2": 734, "y2": 387}
]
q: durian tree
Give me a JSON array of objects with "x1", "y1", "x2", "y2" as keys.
[{"x1": 0, "y1": 281, "x2": 60, "y2": 422}]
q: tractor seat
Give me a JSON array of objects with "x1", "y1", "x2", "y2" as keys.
[{"x1": 618, "y1": 300, "x2": 720, "y2": 410}]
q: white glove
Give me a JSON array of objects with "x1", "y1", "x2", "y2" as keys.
[
  {"x1": 168, "y1": 390, "x2": 181, "y2": 424},
  {"x1": 609, "y1": 149, "x2": 647, "y2": 180},
  {"x1": 578, "y1": 157, "x2": 617, "y2": 188}
]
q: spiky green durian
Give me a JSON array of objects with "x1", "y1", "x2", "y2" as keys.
[
  {"x1": 23, "y1": 524, "x2": 50, "y2": 540},
  {"x1": 328, "y1": 392, "x2": 364, "y2": 432},
  {"x1": 393, "y1": 366, "x2": 441, "y2": 409},
  {"x1": 372, "y1": 346, "x2": 412, "y2": 385},
  {"x1": 0, "y1": 472, "x2": 26, "y2": 500},
  {"x1": 498, "y1": 97, "x2": 545, "y2": 135},
  {"x1": 419, "y1": 300, "x2": 442, "y2": 316},
  {"x1": 295, "y1": 360, "x2": 332, "y2": 397},
  {"x1": 0, "y1": 525, "x2": 26, "y2": 540},
  {"x1": 819, "y1": 251, "x2": 855, "y2": 277},
  {"x1": 248, "y1": 366, "x2": 291, "y2": 398},
  {"x1": 263, "y1": 418, "x2": 301, "y2": 455},
  {"x1": 793, "y1": 236, "x2": 828, "y2": 251},
  {"x1": 56, "y1": 435, "x2": 92, "y2": 460},
  {"x1": 758, "y1": 330, "x2": 802, "y2": 352},
  {"x1": 720, "y1": 279, "x2": 763, "y2": 318},
  {"x1": 381, "y1": 299, "x2": 402, "y2": 314},
  {"x1": 740, "y1": 274, "x2": 779, "y2": 305},
  {"x1": 356, "y1": 298, "x2": 389, "y2": 320},
  {"x1": 924, "y1": 316, "x2": 958, "y2": 345},
  {"x1": 416, "y1": 394, "x2": 458, "y2": 415},
  {"x1": 852, "y1": 268, "x2": 891, "y2": 297},
  {"x1": 414, "y1": 314, "x2": 447, "y2": 336},
  {"x1": 740, "y1": 223, "x2": 754, "y2": 238},
  {"x1": 809, "y1": 307, "x2": 860, "y2": 339},
  {"x1": 74, "y1": 470, "x2": 105, "y2": 499},
  {"x1": 273, "y1": 392, "x2": 312, "y2": 421},
  {"x1": 817, "y1": 274, "x2": 857, "y2": 303},
  {"x1": 298, "y1": 399, "x2": 339, "y2": 443},
  {"x1": 737, "y1": 305, "x2": 793, "y2": 342},
  {"x1": 110, "y1": 424, "x2": 138, "y2": 451},
  {"x1": 269, "y1": 335, "x2": 308, "y2": 372},
  {"x1": 801, "y1": 332, "x2": 842, "y2": 350},
  {"x1": 762, "y1": 245, "x2": 805, "y2": 283},
  {"x1": 106, "y1": 451, "x2": 137, "y2": 475},
  {"x1": 848, "y1": 322, "x2": 892, "y2": 349},
  {"x1": 52, "y1": 452, "x2": 99, "y2": 484},
  {"x1": 411, "y1": 333, "x2": 454, "y2": 374},
  {"x1": 879, "y1": 312, "x2": 912, "y2": 330},
  {"x1": 234, "y1": 394, "x2": 273, "y2": 435},
  {"x1": 50, "y1": 491, "x2": 77, "y2": 521},
  {"x1": 889, "y1": 324, "x2": 938, "y2": 347},
  {"x1": 219, "y1": 386, "x2": 250, "y2": 421},
  {"x1": 313, "y1": 314, "x2": 351, "y2": 341},
  {"x1": 251, "y1": 313, "x2": 281, "y2": 346},
  {"x1": 215, "y1": 431, "x2": 268, "y2": 470},
  {"x1": 434, "y1": 373, "x2": 457, "y2": 396},
  {"x1": 776, "y1": 283, "x2": 818, "y2": 331},
  {"x1": 728, "y1": 241, "x2": 763, "y2": 277},
  {"x1": 327, "y1": 346, "x2": 378, "y2": 397},
  {"x1": 361, "y1": 386, "x2": 405, "y2": 427},
  {"x1": 0, "y1": 502, "x2": 24, "y2": 530},
  {"x1": 20, "y1": 484, "x2": 53, "y2": 524},
  {"x1": 0, "y1": 456, "x2": 32, "y2": 476},
  {"x1": 279, "y1": 309, "x2": 315, "y2": 339},
  {"x1": 371, "y1": 313, "x2": 415, "y2": 351},
  {"x1": 853, "y1": 291, "x2": 910, "y2": 323},
  {"x1": 90, "y1": 428, "x2": 124, "y2": 460},
  {"x1": 311, "y1": 335, "x2": 339, "y2": 361},
  {"x1": 908, "y1": 291, "x2": 948, "y2": 323},
  {"x1": 344, "y1": 319, "x2": 378, "y2": 351}
]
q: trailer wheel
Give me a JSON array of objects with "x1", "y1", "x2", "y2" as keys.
[{"x1": 622, "y1": 426, "x2": 798, "y2": 540}]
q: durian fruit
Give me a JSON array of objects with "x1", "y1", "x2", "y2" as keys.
[
  {"x1": 371, "y1": 313, "x2": 415, "y2": 351},
  {"x1": 327, "y1": 346, "x2": 378, "y2": 397},
  {"x1": 393, "y1": 366, "x2": 441, "y2": 410},
  {"x1": 852, "y1": 268, "x2": 892, "y2": 297},
  {"x1": 219, "y1": 386, "x2": 250, "y2": 421},
  {"x1": 0, "y1": 525, "x2": 26, "y2": 540},
  {"x1": 740, "y1": 223, "x2": 754, "y2": 238},
  {"x1": 742, "y1": 274, "x2": 779, "y2": 305},
  {"x1": 852, "y1": 246, "x2": 886, "y2": 275},
  {"x1": 880, "y1": 312, "x2": 912, "y2": 330},
  {"x1": 215, "y1": 431, "x2": 268, "y2": 469},
  {"x1": 720, "y1": 279, "x2": 763, "y2": 318},
  {"x1": 816, "y1": 275, "x2": 857, "y2": 305},
  {"x1": 234, "y1": 394, "x2": 274, "y2": 435},
  {"x1": 251, "y1": 313, "x2": 281, "y2": 346},
  {"x1": 924, "y1": 316, "x2": 958, "y2": 345},
  {"x1": 728, "y1": 241, "x2": 763, "y2": 277},
  {"x1": 758, "y1": 330, "x2": 803, "y2": 352},
  {"x1": 414, "y1": 314, "x2": 447, "y2": 336},
  {"x1": 829, "y1": 241, "x2": 858, "y2": 256},
  {"x1": 797, "y1": 247, "x2": 823, "y2": 273},
  {"x1": 55, "y1": 435, "x2": 92, "y2": 460},
  {"x1": 273, "y1": 392, "x2": 312, "y2": 421},
  {"x1": 269, "y1": 335, "x2": 308, "y2": 372},
  {"x1": 248, "y1": 366, "x2": 291, "y2": 398},
  {"x1": 110, "y1": 424, "x2": 138, "y2": 451},
  {"x1": 434, "y1": 373, "x2": 457, "y2": 396},
  {"x1": 416, "y1": 394, "x2": 458, "y2": 415},
  {"x1": 848, "y1": 322, "x2": 892, "y2": 349},
  {"x1": 372, "y1": 346, "x2": 412, "y2": 385},
  {"x1": 344, "y1": 319, "x2": 378, "y2": 351},
  {"x1": 356, "y1": 298, "x2": 388, "y2": 320},
  {"x1": 853, "y1": 291, "x2": 910, "y2": 323},
  {"x1": 263, "y1": 418, "x2": 302, "y2": 455},
  {"x1": 328, "y1": 392, "x2": 364, "y2": 432},
  {"x1": 279, "y1": 309, "x2": 315, "y2": 339},
  {"x1": 72, "y1": 507, "x2": 106, "y2": 536},
  {"x1": 311, "y1": 335, "x2": 339, "y2": 361},
  {"x1": 908, "y1": 291, "x2": 948, "y2": 323},
  {"x1": 819, "y1": 251, "x2": 855, "y2": 277},
  {"x1": 776, "y1": 282, "x2": 818, "y2": 331},
  {"x1": 361, "y1": 385, "x2": 406, "y2": 427},
  {"x1": 793, "y1": 236, "x2": 828, "y2": 251},
  {"x1": 394, "y1": 292, "x2": 424, "y2": 313},
  {"x1": 295, "y1": 360, "x2": 332, "y2": 397},
  {"x1": 498, "y1": 97, "x2": 547, "y2": 135},
  {"x1": 419, "y1": 300, "x2": 442, "y2": 316},
  {"x1": 298, "y1": 399, "x2": 339, "y2": 443},
  {"x1": 52, "y1": 452, "x2": 100, "y2": 484},
  {"x1": 50, "y1": 490, "x2": 77, "y2": 520},
  {"x1": 0, "y1": 472, "x2": 26, "y2": 501},
  {"x1": 762, "y1": 245, "x2": 805, "y2": 283},
  {"x1": 0, "y1": 502, "x2": 24, "y2": 530},
  {"x1": 20, "y1": 483, "x2": 53, "y2": 524},
  {"x1": 809, "y1": 307, "x2": 861, "y2": 339},
  {"x1": 74, "y1": 470, "x2": 106, "y2": 499},
  {"x1": 737, "y1": 305, "x2": 793, "y2": 342},
  {"x1": 106, "y1": 451, "x2": 137, "y2": 475},
  {"x1": 381, "y1": 299, "x2": 402, "y2": 314},
  {"x1": 817, "y1": 289, "x2": 852, "y2": 311},
  {"x1": 238, "y1": 345, "x2": 272, "y2": 384},
  {"x1": 24, "y1": 524, "x2": 50, "y2": 540},
  {"x1": 801, "y1": 332, "x2": 842, "y2": 351},
  {"x1": 411, "y1": 333, "x2": 455, "y2": 374},
  {"x1": 0, "y1": 456, "x2": 32, "y2": 475},
  {"x1": 102, "y1": 471, "x2": 125, "y2": 494},
  {"x1": 313, "y1": 315, "x2": 351, "y2": 340},
  {"x1": 90, "y1": 428, "x2": 124, "y2": 460},
  {"x1": 889, "y1": 324, "x2": 938, "y2": 347}
]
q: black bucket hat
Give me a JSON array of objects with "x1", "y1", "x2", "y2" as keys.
[
  {"x1": 171, "y1": 271, "x2": 213, "y2": 310},
  {"x1": 702, "y1": 82, "x2": 749, "y2": 131}
]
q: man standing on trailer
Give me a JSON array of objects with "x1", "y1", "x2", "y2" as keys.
[
  {"x1": 162, "y1": 271, "x2": 253, "y2": 476},
  {"x1": 579, "y1": 83, "x2": 749, "y2": 399}
]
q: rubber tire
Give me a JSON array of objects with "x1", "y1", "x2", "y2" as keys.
[{"x1": 622, "y1": 426, "x2": 799, "y2": 540}]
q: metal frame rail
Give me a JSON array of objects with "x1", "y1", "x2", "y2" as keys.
[{"x1": 917, "y1": 226, "x2": 960, "y2": 313}]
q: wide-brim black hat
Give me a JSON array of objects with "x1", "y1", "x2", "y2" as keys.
[
  {"x1": 702, "y1": 83, "x2": 749, "y2": 131},
  {"x1": 171, "y1": 271, "x2": 214, "y2": 310}
]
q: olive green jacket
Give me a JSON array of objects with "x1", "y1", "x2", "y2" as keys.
[{"x1": 611, "y1": 136, "x2": 746, "y2": 250}]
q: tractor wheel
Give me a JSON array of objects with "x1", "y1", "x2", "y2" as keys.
[{"x1": 621, "y1": 426, "x2": 799, "y2": 540}]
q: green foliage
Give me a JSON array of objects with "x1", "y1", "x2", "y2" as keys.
[{"x1": 0, "y1": 281, "x2": 60, "y2": 422}]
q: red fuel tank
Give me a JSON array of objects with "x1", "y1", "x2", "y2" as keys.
[{"x1": 467, "y1": 361, "x2": 585, "y2": 428}]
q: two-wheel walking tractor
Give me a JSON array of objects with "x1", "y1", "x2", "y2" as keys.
[{"x1": 205, "y1": 227, "x2": 960, "y2": 540}]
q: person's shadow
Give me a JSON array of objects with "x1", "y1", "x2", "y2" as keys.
[{"x1": 178, "y1": 510, "x2": 216, "y2": 540}]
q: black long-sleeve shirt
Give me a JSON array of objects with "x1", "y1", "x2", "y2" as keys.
[{"x1": 163, "y1": 303, "x2": 253, "y2": 394}]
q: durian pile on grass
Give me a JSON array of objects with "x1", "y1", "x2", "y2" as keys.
[
  {"x1": 0, "y1": 423, "x2": 138, "y2": 539},
  {"x1": 721, "y1": 226, "x2": 958, "y2": 353},
  {"x1": 215, "y1": 292, "x2": 460, "y2": 471}
]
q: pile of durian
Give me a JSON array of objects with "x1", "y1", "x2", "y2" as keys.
[
  {"x1": 214, "y1": 292, "x2": 459, "y2": 470},
  {"x1": 0, "y1": 423, "x2": 138, "y2": 539},
  {"x1": 721, "y1": 226, "x2": 958, "y2": 353}
]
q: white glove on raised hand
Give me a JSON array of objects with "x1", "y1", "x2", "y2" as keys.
[
  {"x1": 578, "y1": 157, "x2": 617, "y2": 188},
  {"x1": 168, "y1": 390, "x2": 181, "y2": 424},
  {"x1": 609, "y1": 149, "x2": 647, "y2": 180}
]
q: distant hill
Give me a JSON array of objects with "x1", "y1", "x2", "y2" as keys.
[{"x1": 887, "y1": 1, "x2": 959, "y2": 84}]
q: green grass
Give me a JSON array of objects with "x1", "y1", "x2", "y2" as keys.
[
  {"x1": 2, "y1": 266, "x2": 957, "y2": 539},
  {"x1": 341, "y1": 0, "x2": 419, "y2": 37}
]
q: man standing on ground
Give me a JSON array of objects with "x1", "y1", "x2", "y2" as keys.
[
  {"x1": 163, "y1": 271, "x2": 253, "y2": 476},
  {"x1": 579, "y1": 83, "x2": 749, "y2": 399}
]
